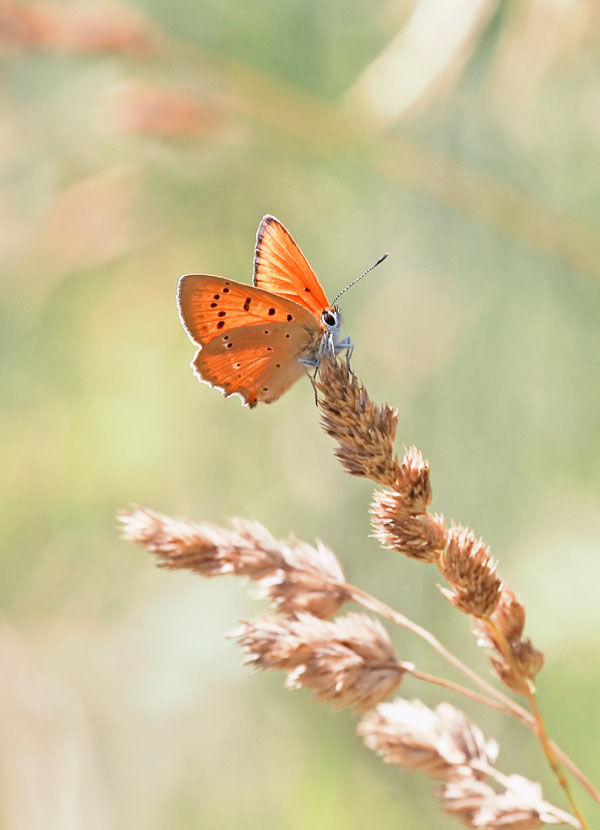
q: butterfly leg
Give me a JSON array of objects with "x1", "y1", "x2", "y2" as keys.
[
  {"x1": 344, "y1": 343, "x2": 354, "y2": 369},
  {"x1": 334, "y1": 335, "x2": 354, "y2": 369},
  {"x1": 298, "y1": 357, "x2": 320, "y2": 405}
]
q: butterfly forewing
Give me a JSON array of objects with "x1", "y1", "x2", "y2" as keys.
[
  {"x1": 178, "y1": 274, "x2": 320, "y2": 343},
  {"x1": 253, "y1": 215, "x2": 330, "y2": 315}
]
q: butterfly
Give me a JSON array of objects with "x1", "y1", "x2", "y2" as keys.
[{"x1": 177, "y1": 215, "x2": 386, "y2": 408}]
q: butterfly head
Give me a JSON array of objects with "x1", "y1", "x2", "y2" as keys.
[
  {"x1": 319, "y1": 304, "x2": 353, "y2": 362},
  {"x1": 321, "y1": 305, "x2": 342, "y2": 341}
]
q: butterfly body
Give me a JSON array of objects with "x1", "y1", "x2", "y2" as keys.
[{"x1": 177, "y1": 215, "x2": 352, "y2": 407}]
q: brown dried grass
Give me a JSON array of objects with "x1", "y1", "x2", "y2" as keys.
[{"x1": 119, "y1": 354, "x2": 595, "y2": 828}]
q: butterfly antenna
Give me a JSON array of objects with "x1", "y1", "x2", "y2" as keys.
[{"x1": 331, "y1": 253, "x2": 388, "y2": 306}]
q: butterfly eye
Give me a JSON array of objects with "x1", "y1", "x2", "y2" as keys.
[{"x1": 322, "y1": 310, "x2": 337, "y2": 328}]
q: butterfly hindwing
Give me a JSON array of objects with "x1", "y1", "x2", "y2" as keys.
[
  {"x1": 177, "y1": 274, "x2": 320, "y2": 344},
  {"x1": 193, "y1": 323, "x2": 317, "y2": 406},
  {"x1": 252, "y1": 215, "x2": 330, "y2": 316}
]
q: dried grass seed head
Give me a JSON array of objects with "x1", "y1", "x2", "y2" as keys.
[
  {"x1": 396, "y1": 445, "x2": 433, "y2": 512},
  {"x1": 117, "y1": 506, "x2": 245, "y2": 577},
  {"x1": 316, "y1": 355, "x2": 400, "y2": 487},
  {"x1": 359, "y1": 698, "x2": 498, "y2": 780},
  {"x1": 371, "y1": 488, "x2": 447, "y2": 561},
  {"x1": 233, "y1": 612, "x2": 406, "y2": 712},
  {"x1": 439, "y1": 526, "x2": 502, "y2": 618},
  {"x1": 260, "y1": 535, "x2": 349, "y2": 618},
  {"x1": 488, "y1": 587, "x2": 526, "y2": 642},
  {"x1": 441, "y1": 774, "x2": 579, "y2": 828},
  {"x1": 119, "y1": 507, "x2": 349, "y2": 618},
  {"x1": 473, "y1": 587, "x2": 544, "y2": 694},
  {"x1": 475, "y1": 624, "x2": 545, "y2": 695}
]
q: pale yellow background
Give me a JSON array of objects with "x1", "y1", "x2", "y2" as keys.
[{"x1": 1, "y1": 1, "x2": 599, "y2": 828}]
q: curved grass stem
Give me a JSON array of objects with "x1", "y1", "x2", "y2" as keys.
[
  {"x1": 348, "y1": 583, "x2": 599, "y2": 810},
  {"x1": 488, "y1": 621, "x2": 589, "y2": 828}
]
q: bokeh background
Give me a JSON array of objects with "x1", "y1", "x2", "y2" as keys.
[{"x1": 1, "y1": 0, "x2": 599, "y2": 827}]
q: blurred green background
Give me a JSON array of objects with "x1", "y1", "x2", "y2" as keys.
[{"x1": 1, "y1": 0, "x2": 599, "y2": 827}]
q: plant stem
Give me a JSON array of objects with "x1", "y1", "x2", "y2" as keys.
[
  {"x1": 549, "y1": 740, "x2": 600, "y2": 807},
  {"x1": 526, "y1": 690, "x2": 588, "y2": 829},
  {"x1": 406, "y1": 666, "x2": 528, "y2": 720},
  {"x1": 348, "y1": 583, "x2": 528, "y2": 718},
  {"x1": 347, "y1": 583, "x2": 600, "y2": 807},
  {"x1": 487, "y1": 620, "x2": 588, "y2": 828}
]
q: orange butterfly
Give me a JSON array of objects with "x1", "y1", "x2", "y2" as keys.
[{"x1": 177, "y1": 215, "x2": 385, "y2": 408}]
